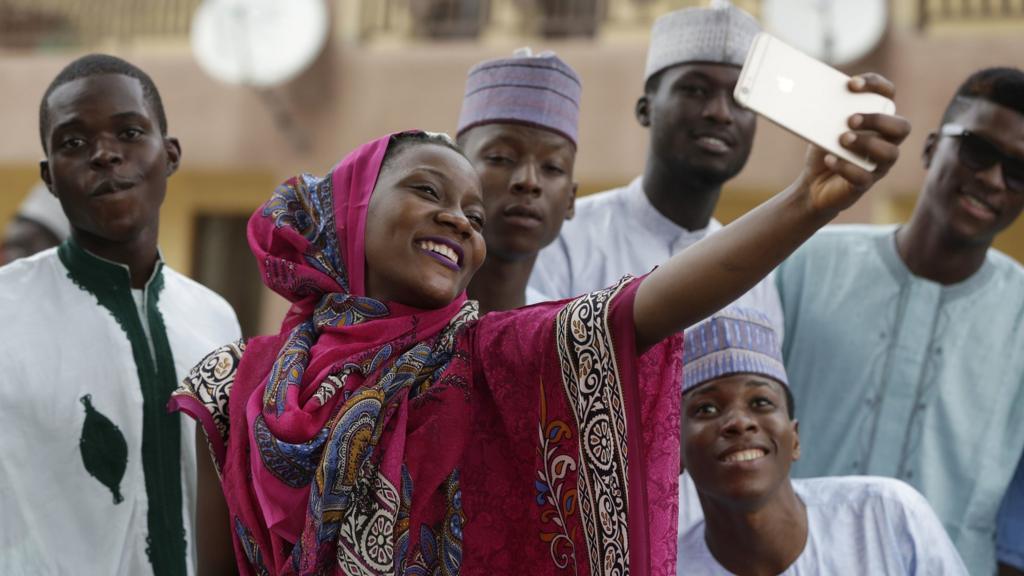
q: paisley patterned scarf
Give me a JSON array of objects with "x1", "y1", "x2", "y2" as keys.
[{"x1": 192, "y1": 133, "x2": 475, "y2": 574}]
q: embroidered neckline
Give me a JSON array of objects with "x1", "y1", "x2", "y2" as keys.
[{"x1": 57, "y1": 238, "x2": 187, "y2": 576}]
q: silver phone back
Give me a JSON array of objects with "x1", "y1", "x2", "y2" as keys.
[{"x1": 735, "y1": 33, "x2": 895, "y2": 171}]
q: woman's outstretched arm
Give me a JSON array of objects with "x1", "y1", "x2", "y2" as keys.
[{"x1": 634, "y1": 74, "x2": 911, "y2": 352}]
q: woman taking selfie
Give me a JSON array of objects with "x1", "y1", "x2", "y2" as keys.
[{"x1": 173, "y1": 76, "x2": 907, "y2": 576}]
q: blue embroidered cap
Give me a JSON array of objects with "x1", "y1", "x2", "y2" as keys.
[
  {"x1": 683, "y1": 307, "x2": 787, "y2": 394},
  {"x1": 457, "y1": 48, "x2": 582, "y2": 145}
]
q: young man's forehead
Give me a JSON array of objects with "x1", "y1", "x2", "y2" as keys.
[
  {"x1": 47, "y1": 73, "x2": 145, "y2": 105},
  {"x1": 51, "y1": 109, "x2": 151, "y2": 131},
  {"x1": 464, "y1": 122, "x2": 575, "y2": 153},
  {"x1": 663, "y1": 62, "x2": 742, "y2": 84},
  {"x1": 45, "y1": 75, "x2": 152, "y2": 127},
  {"x1": 685, "y1": 374, "x2": 786, "y2": 398}
]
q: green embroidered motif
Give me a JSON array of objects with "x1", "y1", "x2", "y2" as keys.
[
  {"x1": 79, "y1": 394, "x2": 129, "y2": 504},
  {"x1": 59, "y1": 239, "x2": 186, "y2": 576}
]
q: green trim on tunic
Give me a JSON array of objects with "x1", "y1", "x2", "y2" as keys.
[{"x1": 58, "y1": 238, "x2": 186, "y2": 576}]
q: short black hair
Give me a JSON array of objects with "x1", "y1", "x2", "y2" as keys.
[
  {"x1": 39, "y1": 53, "x2": 167, "y2": 153},
  {"x1": 382, "y1": 130, "x2": 467, "y2": 171},
  {"x1": 940, "y1": 67, "x2": 1024, "y2": 127}
]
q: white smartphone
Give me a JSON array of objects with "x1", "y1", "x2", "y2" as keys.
[{"x1": 734, "y1": 33, "x2": 896, "y2": 172}]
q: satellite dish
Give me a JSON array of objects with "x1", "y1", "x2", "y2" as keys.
[
  {"x1": 762, "y1": 0, "x2": 888, "y2": 66},
  {"x1": 191, "y1": 0, "x2": 329, "y2": 87}
]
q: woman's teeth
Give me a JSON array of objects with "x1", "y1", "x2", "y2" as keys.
[{"x1": 418, "y1": 240, "x2": 458, "y2": 265}]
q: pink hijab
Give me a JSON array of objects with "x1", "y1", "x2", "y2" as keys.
[{"x1": 220, "y1": 132, "x2": 474, "y2": 573}]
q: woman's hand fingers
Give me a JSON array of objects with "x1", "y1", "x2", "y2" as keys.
[
  {"x1": 841, "y1": 73, "x2": 911, "y2": 177},
  {"x1": 821, "y1": 153, "x2": 875, "y2": 188},
  {"x1": 798, "y1": 72, "x2": 912, "y2": 216},
  {"x1": 838, "y1": 129, "x2": 902, "y2": 172},
  {"x1": 849, "y1": 112, "x2": 911, "y2": 144},
  {"x1": 848, "y1": 73, "x2": 896, "y2": 99},
  {"x1": 836, "y1": 110, "x2": 911, "y2": 179}
]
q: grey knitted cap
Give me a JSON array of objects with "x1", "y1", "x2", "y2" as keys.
[{"x1": 644, "y1": 1, "x2": 761, "y2": 83}]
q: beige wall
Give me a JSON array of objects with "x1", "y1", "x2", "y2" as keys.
[
  {"x1": 0, "y1": 166, "x2": 40, "y2": 228},
  {"x1": 1, "y1": 22, "x2": 1021, "y2": 274}
]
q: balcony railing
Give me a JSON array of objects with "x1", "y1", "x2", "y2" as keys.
[
  {"x1": 0, "y1": 0, "x2": 200, "y2": 49},
  {"x1": 918, "y1": 0, "x2": 1024, "y2": 29},
  {"x1": 356, "y1": 0, "x2": 762, "y2": 41},
  {"x1": 0, "y1": 0, "x2": 763, "y2": 49},
  {"x1": 0, "y1": 0, "x2": 1020, "y2": 51}
]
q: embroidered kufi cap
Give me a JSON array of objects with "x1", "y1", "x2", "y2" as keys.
[
  {"x1": 683, "y1": 307, "x2": 787, "y2": 394},
  {"x1": 17, "y1": 182, "x2": 70, "y2": 241},
  {"x1": 457, "y1": 48, "x2": 582, "y2": 146},
  {"x1": 644, "y1": 0, "x2": 761, "y2": 84}
]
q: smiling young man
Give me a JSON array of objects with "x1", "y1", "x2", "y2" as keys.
[
  {"x1": 457, "y1": 49, "x2": 579, "y2": 313},
  {"x1": 678, "y1": 308, "x2": 966, "y2": 575},
  {"x1": 776, "y1": 67, "x2": 1024, "y2": 575},
  {"x1": 0, "y1": 54, "x2": 240, "y2": 575},
  {"x1": 529, "y1": 3, "x2": 782, "y2": 333}
]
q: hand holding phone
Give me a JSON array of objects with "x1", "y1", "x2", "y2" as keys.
[{"x1": 734, "y1": 33, "x2": 896, "y2": 171}]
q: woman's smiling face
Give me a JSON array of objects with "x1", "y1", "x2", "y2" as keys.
[{"x1": 363, "y1": 141, "x2": 487, "y2": 309}]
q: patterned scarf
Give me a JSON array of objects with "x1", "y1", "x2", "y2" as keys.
[{"x1": 228, "y1": 133, "x2": 475, "y2": 574}]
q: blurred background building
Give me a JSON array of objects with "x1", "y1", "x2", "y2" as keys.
[{"x1": 0, "y1": 0, "x2": 1021, "y2": 335}]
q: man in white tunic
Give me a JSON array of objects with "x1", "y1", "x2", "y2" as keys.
[
  {"x1": 677, "y1": 309, "x2": 966, "y2": 575},
  {"x1": 529, "y1": 3, "x2": 783, "y2": 333},
  {"x1": 0, "y1": 54, "x2": 241, "y2": 576},
  {"x1": 776, "y1": 67, "x2": 1024, "y2": 575}
]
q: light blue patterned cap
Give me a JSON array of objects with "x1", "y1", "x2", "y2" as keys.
[
  {"x1": 457, "y1": 48, "x2": 581, "y2": 145},
  {"x1": 683, "y1": 307, "x2": 787, "y2": 394}
]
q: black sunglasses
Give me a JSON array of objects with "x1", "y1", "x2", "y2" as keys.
[{"x1": 940, "y1": 124, "x2": 1024, "y2": 192}]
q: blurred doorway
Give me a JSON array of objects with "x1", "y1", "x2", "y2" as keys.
[{"x1": 191, "y1": 214, "x2": 263, "y2": 338}]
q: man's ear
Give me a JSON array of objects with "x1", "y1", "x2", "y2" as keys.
[
  {"x1": 565, "y1": 182, "x2": 578, "y2": 220},
  {"x1": 792, "y1": 419, "x2": 801, "y2": 461},
  {"x1": 39, "y1": 160, "x2": 53, "y2": 193},
  {"x1": 164, "y1": 137, "x2": 182, "y2": 177},
  {"x1": 635, "y1": 95, "x2": 651, "y2": 128},
  {"x1": 922, "y1": 132, "x2": 938, "y2": 170}
]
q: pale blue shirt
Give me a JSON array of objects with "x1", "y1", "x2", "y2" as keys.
[
  {"x1": 677, "y1": 476, "x2": 968, "y2": 575},
  {"x1": 776, "y1": 224, "x2": 1024, "y2": 576},
  {"x1": 529, "y1": 177, "x2": 784, "y2": 337}
]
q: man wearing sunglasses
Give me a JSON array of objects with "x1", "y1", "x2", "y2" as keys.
[{"x1": 774, "y1": 66, "x2": 1024, "y2": 576}]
